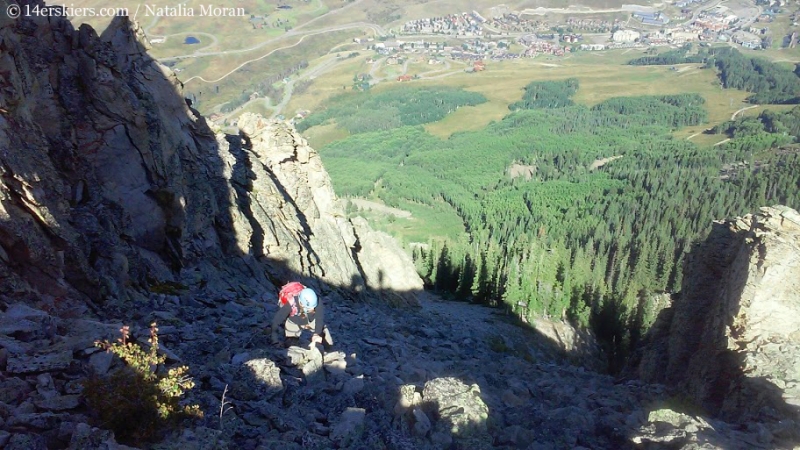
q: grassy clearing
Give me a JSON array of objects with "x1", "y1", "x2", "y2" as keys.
[
  {"x1": 149, "y1": 35, "x2": 212, "y2": 57},
  {"x1": 736, "y1": 104, "x2": 797, "y2": 118},
  {"x1": 354, "y1": 198, "x2": 466, "y2": 244},
  {"x1": 405, "y1": 60, "x2": 437, "y2": 77},
  {"x1": 293, "y1": 48, "x2": 756, "y2": 141},
  {"x1": 688, "y1": 132, "x2": 730, "y2": 147},
  {"x1": 379, "y1": 64, "x2": 406, "y2": 80},
  {"x1": 759, "y1": 46, "x2": 800, "y2": 64},
  {"x1": 181, "y1": 30, "x2": 360, "y2": 115},
  {"x1": 427, "y1": 58, "x2": 751, "y2": 138},
  {"x1": 179, "y1": 29, "x2": 341, "y2": 81},
  {"x1": 761, "y1": 12, "x2": 800, "y2": 53},
  {"x1": 674, "y1": 103, "x2": 798, "y2": 145},
  {"x1": 284, "y1": 56, "x2": 372, "y2": 114},
  {"x1": 304, "y1": 122, "x2": 350, "y2": 149}
]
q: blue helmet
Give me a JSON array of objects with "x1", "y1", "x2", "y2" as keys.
[{"x1": 298, "y1": 288, "x2": 318, "y2": 311}]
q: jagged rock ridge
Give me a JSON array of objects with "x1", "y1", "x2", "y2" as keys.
[
  {"x1": 0, "y1": 2, "x2": 422, "y2": 308},
  {"x1": 629, "y1": 205, "x2": 800, "y2": 444}
]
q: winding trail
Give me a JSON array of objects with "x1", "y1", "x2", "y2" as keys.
[
  {"x1": 686, "y1": 130, "x2": 704, "y2": 140},
  {"x1": 416, "y1": 59, "x2": 453, "y2": 78},
  {"x1": 167, "y1": 22, "x2": 384, "y2": 65},
  {"x1": 731, "y1": 104, "x2": 760, "y2": 120},
  {"x1": 182, "y1": 32, "x2": 328, "y2": 84},
  {"x1": 714, "y1": 138, "x2": 731, "y2": 146},
  {"x1": 367, "y1": 57, "x2": 383, "y2": 80},
  {"x1": 270, "y1": 55, "x2": 342, "y2": 118}
]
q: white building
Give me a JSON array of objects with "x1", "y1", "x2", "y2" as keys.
[
  {"x1": 580, "y1": 43, "x2": 607, "y2": 51},
  {"x1": 670, "y1": 31, "x2": 698, "y2": 42},
  {"x1": 612, "y1": 29, "x2": 641, "y2": 43}
]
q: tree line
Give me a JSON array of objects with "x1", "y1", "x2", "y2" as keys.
[
  {"x1": 629, "y1": 46, "x2": 800, "y2": 104},
  {"x1": 296, "y1": 87, "x2": 487, "y2": 134}
]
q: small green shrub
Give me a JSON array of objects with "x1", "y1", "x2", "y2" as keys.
[
  {"x1": 487, "y1": 334, "x2": 511, "y2": 354},
  {"x1": 83, "y1": 323, "x2": 203, "y2": 444}
]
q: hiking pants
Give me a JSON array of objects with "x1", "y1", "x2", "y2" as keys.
[{"x1": 284, "y1": 317, "x2": 334, "y2": 345}]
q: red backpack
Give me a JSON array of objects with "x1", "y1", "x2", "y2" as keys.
[{"x1": 278, "y1": 281, "x2": 306, "y2": 317}]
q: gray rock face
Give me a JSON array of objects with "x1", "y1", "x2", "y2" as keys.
[
  {"x1": 350, "y1": 217, "x2": 425, "y2": 306},
  {"x1": 0, "y1": 4, "x2": 421, "y2": 309},
  {"x1": 629, "y1": 206, "x2": 800, "y2": 443}
]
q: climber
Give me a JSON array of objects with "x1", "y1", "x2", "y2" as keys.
[{"x1": 270, "y1": 281, "x2": 334, "y2": 350}]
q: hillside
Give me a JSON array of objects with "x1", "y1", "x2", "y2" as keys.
[
  {"x1": 1, "y1": 2, "x2": 800, "y2": 450},
  {"x1": 0, "y1": 6, "x2": 422, "y2": 308},
  {"x1": 303, "y1": 77, "x2": 800, "y2": 372}
]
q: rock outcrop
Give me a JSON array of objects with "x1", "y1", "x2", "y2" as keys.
[
  {"x1": 629, "y1": 205, "x2": 800, "y2": 444},
  {"x1": 0, "y1": 2, "x2": 422, "y2": 309}
]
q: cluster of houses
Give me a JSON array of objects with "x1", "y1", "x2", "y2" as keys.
[
  {"x1": 451, "y1": 46, "x2": 513, "y2": 61},
  {"x1": 465, "y1": 13, "x2": 619, "y2": 34},
  {"x1": 755, "y1": 11, "x2": 776, "y2": 22},
  {"x1": 691, "y1": 11, "x2": 739, "y2": 32},
  {"x1": 560, "y1": 34, "x2": 583, "y2": 43},
  {"x1": 400, "y1": 12, "x2": 485, "y2": 36},
  {"x1": 731, "y1": 30, "x2": 764, "y2": 48},
  {"x1": 458, "y1": 39, "x2": 492, "y2": 53},
  {"x1": 564, "y1": 17, "x2": 621, "y2": 33},
  {"x1": 485, "y1": 13, "x2": 549, "y2": 33},
  {"x1": 520, "y1": 40, "x2": 569, "y2": 57},
  {"x1": 371, "y1": 35, "x2": 571, "y2": 62},
  {"x1": 517, "y1": 34, "x2": 570, "y2": 55},
  {"x1": 621, "y1": 20, "x2": 764, "y2": 48},
  {"x1": 389, "y1": 3, "x2": 769, "y2": 60},
  {"x1": 396, "y1": 5, "x2": 756, "y2": 49}
]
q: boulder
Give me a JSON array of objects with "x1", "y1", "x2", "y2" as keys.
[{"x1": 421, "y1": 377, "x2": 492, "y2": 448}]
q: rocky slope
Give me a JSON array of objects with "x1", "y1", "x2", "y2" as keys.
[
  {"x1": 3, "y1": 287, "x2": 797, "y2": 450},
  {"x1": 629, "y1": 205, "x2": 800, "y2": 444},
  {"x1": 0, "y1": 3, "x2": 422, "y2": 310},
  {"x1": 1, "y1": 1, "x2": 800, "y2": 449}
]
